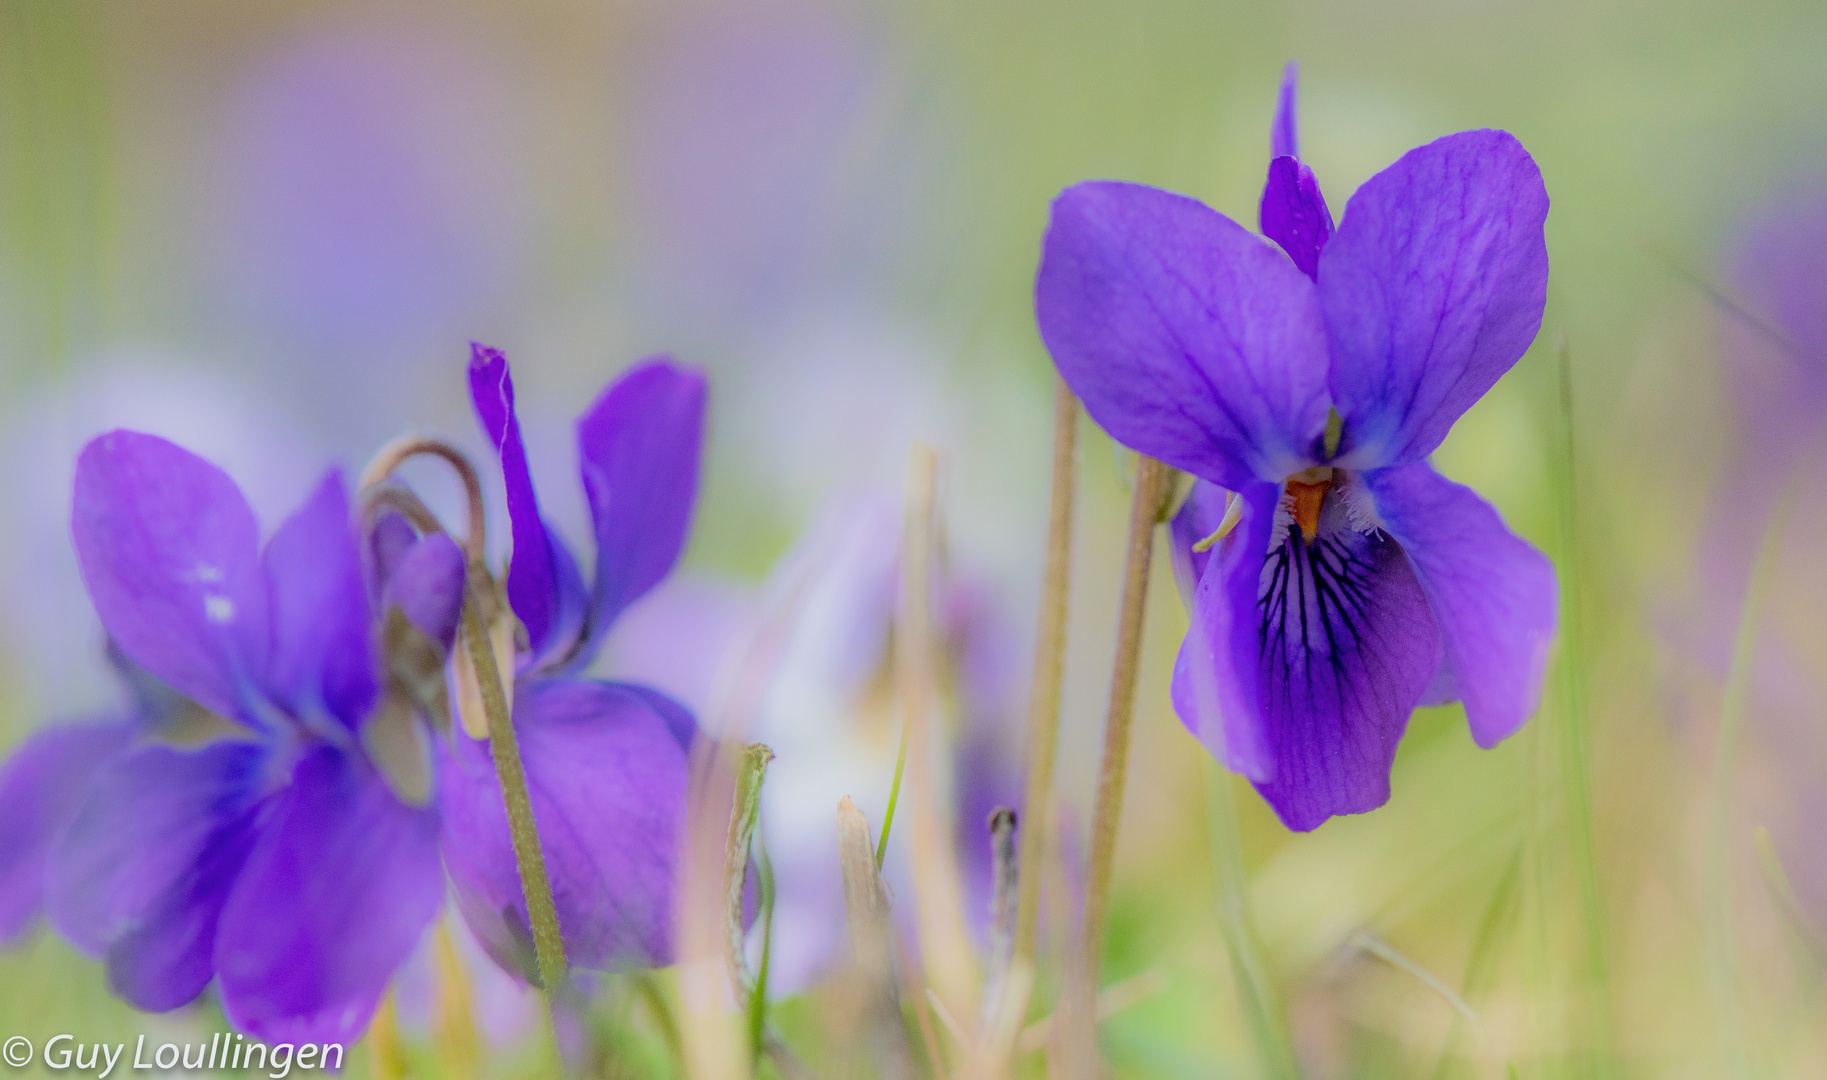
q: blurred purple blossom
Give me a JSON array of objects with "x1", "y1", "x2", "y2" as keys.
[
  {"x1": 1689, "y1": 194, "x2": 1827, "y2": 927},
  {"x1": 33, "y1": 434, "x2": 449, "y2": 1043},
  {"x1": 626, "y1": 5, "x2": 921, "y2": 330},
  {"x1": 207, "y1": 24, "x2": 526, "y2": 418},
  {"x1": 0, "y1": 358, "x2": 320, "y2": 719}
]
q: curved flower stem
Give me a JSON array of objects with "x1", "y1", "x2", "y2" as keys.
[
  {"x1": 1014, "y1": 379, "x2": 1078, "y2": 968},
  {"x1": 359, "y1": 438, "x2": 570, "y2": 1027},
  {"x1": 360, "y1": 436, "x2": 488, "y2": 558},
  {"x1": 1054, "y1": 454, "x2": 1172, "y2": 1077}
]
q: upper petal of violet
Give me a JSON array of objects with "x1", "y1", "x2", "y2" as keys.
[
  {"x1": 1271, "y1": 61, "x2": 1300, "y2": 160},
  {"x1": 1361, "y1": 462, "x2": 1556, "y2": 748},
  {"x1": 1035, "y1": 181, "x2": 1333, "y2": 490},
  {"x1": 1319, "y1": 129, "x2": 1549, "y2": 467},
  {"x1": 575, "y1": 358, "x2": 708, "y2": 659},
  {"x1": 264, "y1": 471, "x2": 377, "y2": 730},
  {"x1": 469, "y1": 344, "x2": 564, "y2": 657},
  {"x1": 1260, "y1": 157, "x2": 1334, "y2": 281},
  {"x1": 72, "y1": 432, "x2": 273, "y2": 724}
]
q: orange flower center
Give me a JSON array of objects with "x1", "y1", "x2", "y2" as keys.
[{"x1": 1284, "y1": 466, "x2": 1334, "y2": 544}]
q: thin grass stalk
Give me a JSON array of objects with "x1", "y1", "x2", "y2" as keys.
[
  {"x1": 1053, "y1": 454, "x2": 1172, "y2": 1078},
  {"x1": 896, "y1": 444, "x2": 980, "y2": 1023},
  {"x1": 1015, "y1": 379, "x2": 1079, "y2": 967},
  {"x1": 1549, "y1": 339, "x2": 1613, "y2": 1077},
  {"x1": 1203, "y1": 760, "x2": 1300, "y2": 1080},
  {"x1": 1429, "y1": 847, "x2": 1525, "y2": 1080},
  {"x1": 1705, "y1": 461, "x2": 1802, "y2": 1079},
  {"x1": 678, "y1": 737, "x2": 749, "y2": 1080},
  {"x1": 838, "y1": 796, "x2": 918, "y2": 1080}
]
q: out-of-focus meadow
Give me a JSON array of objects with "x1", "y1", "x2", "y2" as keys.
[{"x1": 3, "y1": 0, "x2": 1826, "y2": 1077}]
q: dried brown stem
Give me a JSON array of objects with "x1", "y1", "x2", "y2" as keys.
[
  {"x1": 1052, "y1": 455, "x2": 1171, "y2": 1078},
  {"x1": 1014, "y1": 380, "x2": 1078, "y2": 967}
]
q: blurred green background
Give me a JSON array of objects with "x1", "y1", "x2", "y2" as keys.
[{"x1": 3, "y1": 0, "x2": 1826, "y2": 1076}]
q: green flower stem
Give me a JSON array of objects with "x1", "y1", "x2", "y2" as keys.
[{"x1": 461, "y1": 559, "x2": 570, "y2": 1016}]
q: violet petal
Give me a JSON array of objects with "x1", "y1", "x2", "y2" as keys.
[
  {"x1": 439, "y1": 678, "x2": 690, "y2": 977},
  {"x1": 384, "y1": 533, "x2": 467, "y2": 650},
  {"x1": 1364, "y1": 463, "x2": 1556, "y2": 747},
  {"x1": 72, "y1": 432, "x2": 272, "y2": 724},
  {"x1": 1035, "y1": 182, "x2": 1332, "y2": 490},
  {"x1": 1172, "y1": 480, "x2": 1445, "y2": 831},
  {"x1": 0, "y1": 719, "x2": 137, "y2": 944},
  {"x1": 1260, "y1": 157, "x2": 1334, "y2": 280},
  {"x1": 265, "y1": 471, "x2": 377, "y2": 730},
  {"x1": 215, "y1": 744, "x2": 443, "y2": 1046},
  {"x1": 1167, "y1": 479, "x2": 1235, "y2": 597},
  {"x1": 48, "y1": 741, "x2": 267, "y2": 1011},
  {"x1": 1271, "y1": 62, "x2": 1299, "y2": 160},
  {"x1": 1319, "y1": 130, "x2": 1549, "y2": 467},
  {"x1": 469, "y1": 343, "x2": 562, "y2": 655},
  {"x1": 575, "y1": 359, "x2": 708, "y2": 660},
  {"x1": 1169, "y1": 481, "x2": 1282, "y2": 784}
]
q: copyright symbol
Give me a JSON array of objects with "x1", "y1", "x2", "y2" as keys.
[{"x1": 2, "y1": 1037, "x2": 31, "y2": 1067}]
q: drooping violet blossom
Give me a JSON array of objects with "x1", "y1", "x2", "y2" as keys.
[
  {"x1": 37, "y1": 432, "x2": 459, "y2": 1042},
  {"x1": 436, "y1": 345, "x2": 705, "y2": 981},
  {"x1": 1035, "y1": 65, "x2": 1557, "y2": 831}
]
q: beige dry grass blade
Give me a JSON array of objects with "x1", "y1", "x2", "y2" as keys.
[
  {"x1": 839, "y1": 796, "x2": 918, "y2": 1080},
  {"x1": 895, "y1": 444, "x2": 981, "y2": 1029}
]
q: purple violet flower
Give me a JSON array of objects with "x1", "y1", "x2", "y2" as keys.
[
  {"x1": 38, "y1": 432, "x2": 455, "y2": 1043},
  {"x1": 436, "y1": 345, "x2": 706, "y2": 980},
  {"x1": 1035, "y1": 65, "x2": 1558, "y2": 831}
]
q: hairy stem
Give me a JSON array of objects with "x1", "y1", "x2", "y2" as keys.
[
  {"x1": 1015, "y1": 379, "x2": 1078, "y2": 968},
  {"x1": 461, "y1": 581, "x2": 569, "y2": 1013},
  {"x1": 1054, "y1": 454, "x2": 1171, "y2": 1076}
]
